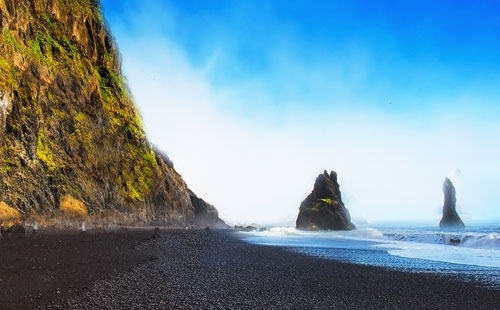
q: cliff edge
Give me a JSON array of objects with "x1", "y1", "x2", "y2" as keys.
[{"x1": 0, "y1": 0, "x2": 221, "y2": 226}]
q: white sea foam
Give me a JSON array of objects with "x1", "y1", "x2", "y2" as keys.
[
  {"x1": 303, "y1": 227, "x2": 500, "y2": 251},
  {"x1": 258, "y1": 226, "x2": 385, "y2": 239},
  {"x1": 461, "y1": 233, "x2": 500, "y2": 249},
  {"x1": 267, "y1": 226, "x2": 300, "y2": 235},
  {"x1": 380, "y1": 231, "x2": 500, "y2": 250},
  {"x1": 242, "y1": 224, "x2": 500, "y2": 268},
  {"x1": 378, "y1": 231, "x2": 500, "y2": 267},
  {"x1": 379, "y1": 241, "x2": 500, "y2": 268}
]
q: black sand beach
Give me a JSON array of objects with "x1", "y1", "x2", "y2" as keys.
[{"x1": 1, "y1": 229, "x2": 499, "y2": 309}]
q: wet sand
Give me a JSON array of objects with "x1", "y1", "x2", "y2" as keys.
[{"x1": 1, "y1": 229, "x2": 499, "y2": 309}]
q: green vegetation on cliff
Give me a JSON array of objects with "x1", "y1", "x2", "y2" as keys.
[{"x1": 0, "y1": 0, "x2": 195, "y2": 225}]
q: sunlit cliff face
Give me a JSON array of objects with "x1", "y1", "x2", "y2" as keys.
[{"x1": 102, "y1": 0, "x2": 500, "y2": 224}]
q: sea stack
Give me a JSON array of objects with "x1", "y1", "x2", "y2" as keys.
[
  {"x1": 296, "y1": 170, "x2": 355, "y2": 231},
  {"x1": 439, "y1": 178, "x2": 465, "y2": 228}
]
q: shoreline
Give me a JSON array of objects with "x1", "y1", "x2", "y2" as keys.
[
  {"x1": 237, "y1": 227, "x2": 500, "y2": 288},
  {"x1": 1, "y1": 228, "x2": 499, "y2": 309}
]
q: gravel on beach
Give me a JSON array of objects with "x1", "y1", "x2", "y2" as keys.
[{"x1": 1, "y1": 229, "x2": 499, "y2": 309}]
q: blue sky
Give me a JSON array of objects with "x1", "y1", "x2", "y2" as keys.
[
  {"x1": 101, "y1": 0, "x2": 500, "y2": 223},
  {"x1": 103, "y1": 0, "x2": 500, "y2": 115}
]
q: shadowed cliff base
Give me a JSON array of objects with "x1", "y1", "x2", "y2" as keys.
[{"x1": 0, "y1": 229, "x2": 495, "y2": 309}]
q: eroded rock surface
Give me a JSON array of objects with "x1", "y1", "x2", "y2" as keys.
[
  {"x1": 296, "y1": 170, "x2": 355, "y2": 231},
  {"x1": 190, "y1": 191, "x2": 227, "y2": 228}
]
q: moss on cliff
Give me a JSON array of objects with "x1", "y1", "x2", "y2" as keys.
[
  {"x1": 36, "y1": 131, "x2": 58, "y2": 171},
  {"x1": 0, "y1": 0, "x2": 195, "y2": 225}
]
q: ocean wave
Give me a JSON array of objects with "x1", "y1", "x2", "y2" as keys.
[
  {"x1": 455, "y1": 233, "x2": 500, "y2": 249},
  {"x1": 242, "y1": 225, "x2": 500, "y2": 268},
  {"x1": 246, "y1": 226, "x2": 385, "y2": 239},
  {"x1": 267, "y1": 226, "x2": 300, "y2": 234},
  {"x1": 381, "y1": 231, "x2": 500, "y2": 250},
  {"x1": 250, "y1": 226, "x2": 500, "y2": 251}
]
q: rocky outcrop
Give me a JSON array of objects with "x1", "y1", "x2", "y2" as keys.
[
  {"x1": 6, "y1": 223, "x2": 25, "y2": 233},
  {"x1": 0, "y1": 0, "x2": 221, "y2": 226},
  {"x1": 296, "y1": 170, "x2": 355, "y2": 231},
  {"x1": 234, "y1": 225, "x2": 257, "y2": 232},
  {"x1": 439, "y1": 178, "x2": 465, "y2": 229},
  {"x1": 189, "y1": 191, "x2": 227, "y2": 228}
]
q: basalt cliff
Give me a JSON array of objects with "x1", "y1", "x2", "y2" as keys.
[
  {"x1": 296, "y1": 170, "x2": 355, "y2": 231},
  {"x1": 0, "y1": 0, "x2": 223, "y2": 227}
]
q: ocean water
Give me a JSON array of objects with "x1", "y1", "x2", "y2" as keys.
[{"x1": 238, "y1": 221, "x2": 500, "y2": 288}]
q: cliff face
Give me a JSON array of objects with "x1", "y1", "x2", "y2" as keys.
[
  {"x1": 189, "y1": 190, "x2": 228, "y2": 228},
  {"x1": 296, "y1": 170, "x2": 355, "y2": 231},
  {"x1": 0, "y1": 0, "x2": 218, "y2": 226},
  {"x1": 439, "y1": 178, "x2": 465, "y2": 229}
]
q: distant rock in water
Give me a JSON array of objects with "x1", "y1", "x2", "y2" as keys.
[
  {"x1": 439, "y1": 178, "x2": 465, "y2": 229},
  {"x1": 296, "y1": 170, "x2": 355, "y2": 231},
  {"x1": 234, "y1": 225, "x2": 257, "y2": 232}
]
